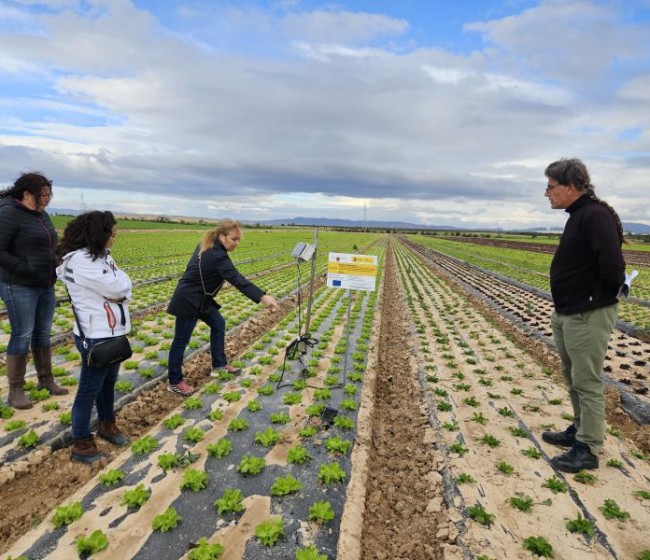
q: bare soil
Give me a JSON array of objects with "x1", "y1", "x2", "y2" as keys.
[{"x1": 358, "y1": 245, "x2": 455, "y2": 560}]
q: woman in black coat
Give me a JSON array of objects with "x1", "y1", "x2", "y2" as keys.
[
  {"x1": 166, "y1": 220, "x2": 279, "y2": 396},
  {"x1": 0, "y1": 172, "x2": 68, "y2": 409}
]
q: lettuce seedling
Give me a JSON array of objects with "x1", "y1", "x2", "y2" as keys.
[
  {"x1": 131, "y1": 435, "x2": 158, "y2": 455},
  {"x1": 17, "y1": 429, "x2": 39, "y2": 448},
  {"x1": 508, "y1": 494, "x2": 533, "y2": 513},
  {"x1": 307, "y1": 501, "x2": 335, "y2": 523},
  {"x1": 325, "y1": 436, "x2": 352, "y2": 455},
  {"x1": 99, "y1": 469, "x2": 125, "y2": 486},
  {"x1": 255, "y1": 517, "x2": 284, "y2": 547},
  {"x1": 228, "y1": 418, "x2": 249, "y2": 431},
  {"x1": 255, "y1": 428, "x2": 281, "y2": 447},
  {"x1": 467, "y1": 503, "x2": 495, "y2": 526},
  {"x1": 306, "y1": 403, "x2": 326, "y2": 416},
  {"x1": 296, "y1": 545, "x2": 328, "y2": 560},
  {"x1": 115, "y1": 380, "x2": 133, "y2": 393},
  {"x1": 214, "y1": 488, "x2": 245, "y2": 515},
  {"x1": 522, "y1": 536, "x2": 553, "y2": 558},
  {"x1": 287, "y1": 444, "x2": 312, "y2": 464},
  {"x1": 180, "y1": 468, "x2": 209, "y2": 492},
  {"x1": 183, "y1": 426, "x2": 205, "y2": 444},
  {"x1": 340, "y1": 399, "x2": 357, "y2": 411},
  {"x1": 258, "y1": 385, "x2": 274, "y2": 396},
  {"x1": 542, "y1": 475, "x2": 568, "y2": 494},
  {"x1": 247, "y1": 400, "x2": 262, "y2": 412},
  {"x1": 59, "y1": 412, "x2": 72, "y2": 426},
  {"x1": 207, "y1": 438, "x2": 233, "y2": 459},
  {"x1": 163, "y1": 413, "x2": 186, "y2": 430},
  {"x1": 75, "y1": 530, "x2": 108, "y2": 555},
  {"x1": 566, "y1": 513, "x2": 595, "y2": 537},
  {"x1": 456, "y1": 473, "x2": 475, "y2": 484},
  {"x1": 52, "y1": 502, "x2": 83, "y2": 527},
  {"x1": 270, "y1": 475, "x2": 302, "y2": 497},
  {"x1": 283, "y1": 392, "x2": 302, "y2": 405},
  {"x1": 5, "y1": 420, "x2": 26, "y2": 432},
  {"x1": 270, "y1": 412, "x2": 291, "y2": 424},
  {"x1": 318, "y1": 462, "x2": 346, "y2": 484},
  {"x1": 184, "y1": 396, "x2": 203, "y2": 410},
  {"x1": 121, "y1": 484, "x2": 151, "y2": 509},
  {"x1": 204, "y1": 382, "x2": 222, "y2": 395},
  {"x1": 152, "y1": 507, "x2": 182, "y2": 532},
  {"x1": 299, "y1": 426, "x2": 318, "y2": 438},
  {"x1": 599, "y1": 499, "x2": 629, "y2": 521},
  {"x1": 333, "y1": 415, "x2": 355, "y2": 430},
  {"x1": 236, "y1": 455, "x2": 266, "y2": 476},
  {"x1": 497, "y1": 462, "x2": 514, "y2": 475},
  {"x1": 188, "y1": 537, "x2": 224, "y2": 560},
  {"x1": 207, "y1": 409, "x2": 224, "y2": 421},
  {"x1": 222, "y1": 391, "x2": 241, "y2": 403}
]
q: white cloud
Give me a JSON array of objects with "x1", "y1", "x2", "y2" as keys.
[{"x1": 0, "y1": 0, "x2": 648, "y2": 228}]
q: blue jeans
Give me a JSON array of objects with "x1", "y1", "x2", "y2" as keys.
[
  {"x1": 72, "y1": 335, "x2": 120, "y2": 440},
  {"x1": 0, "y1": 282, "x2": 56, "y2": 354},
  {"x1": 168, "y1": 306, "x2": 226, "y2": 385}
]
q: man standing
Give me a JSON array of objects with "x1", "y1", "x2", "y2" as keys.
[{"x1": 542, "y1": 158, "x2": 626, "y2": 472}]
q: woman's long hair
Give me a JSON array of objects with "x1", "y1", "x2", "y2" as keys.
[
  {"x1": 545, "y1": 158, "x2": 625, "y2": 245},
  {"x1": 58, "y1": 211, "x2": 116, "y2": 261},
  {"x1": 199, "y1": 219, "x2": 242, "y2": 255},
  {"x1": 0, "y1": 172, "x2": 53, "y2": 209}
]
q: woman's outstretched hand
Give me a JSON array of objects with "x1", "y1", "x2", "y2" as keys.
[{"x1": 261, "y1": 294, "x2": 279, "y2": 311}]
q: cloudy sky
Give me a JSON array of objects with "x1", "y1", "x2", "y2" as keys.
[{"x1": 1, "y1": 0, "x2": 649, "y2": 229}]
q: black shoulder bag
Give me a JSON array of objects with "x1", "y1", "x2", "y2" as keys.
[{"x1": 67, "y1": 289, "x2": 133, "y2": 368}]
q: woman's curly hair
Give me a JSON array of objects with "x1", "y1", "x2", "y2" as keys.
[{"x1": 57, "y1": 211, "x2": 116, "y2": 261}]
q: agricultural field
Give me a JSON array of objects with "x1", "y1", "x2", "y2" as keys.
[{"x1": 1, "y1": 229, "x2": 649, "y2": 560}]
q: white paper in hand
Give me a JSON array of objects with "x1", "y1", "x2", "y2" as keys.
[{"x1": 618, "y1": 269, "x2": 639, "y2": 299}]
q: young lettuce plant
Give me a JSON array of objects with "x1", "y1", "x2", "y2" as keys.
[
  {"x1": 152, "y1": 507, "x2": 182, "y2": 532},
  {"x1": 214, "y1": 488, "x2": 245, "y2": 515},
  {"x1": 255, "y1": 517, "x2": 284, "y2": 547},
  {"x1": 52, "y1": 502, "x2": 84, "y2": 528},
  {"x1": 270, "y1": 475, "x2": 302, "y2": 497},
  {"x1": 99, "y1": 469, "x2": 125, "y2": 486},
  {"x1": 188, "y1": 537, "x2": 225, "y2": 560},
  {"x1": 180, "y1": 468, "x2": 209, "y2": 492},
  {"x1": 296, "y1": 545, "x2": 328, "y2": 560},
  {"x1": 207, "y1": 438, "x2": 233, "y2": 459},
  {"x1": 307, "y1": 500, "x2": 335, "y2": 523},
  {"x1": 75, "y1": 530, "x2": 108, "y2": 556}
]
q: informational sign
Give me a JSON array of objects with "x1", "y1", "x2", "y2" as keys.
[{"x1": 327, "y1": 253, "x2": 378, "y2": 292}]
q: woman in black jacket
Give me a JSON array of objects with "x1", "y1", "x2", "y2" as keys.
[
  {"x1": 166, "y1": 220, "x2": 279, "y2": 396},
  {"x1": 0, "y1": 172, "x2": 68, "y2": 409}
]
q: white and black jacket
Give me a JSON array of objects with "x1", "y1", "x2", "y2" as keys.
[{"x1": 58, "y1": 249, "x2": 132, "y2": 339}]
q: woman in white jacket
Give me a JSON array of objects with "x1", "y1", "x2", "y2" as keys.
[{"x1": 57, "y1": 211, "x2": 132, "y2": 464}]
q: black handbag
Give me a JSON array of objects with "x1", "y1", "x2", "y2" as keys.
[
  {"x1": 67, "y1": 288, "x2": 132, "y2": 368},
  {"x1": 86, "y1": 335, "x2": 132, "y2": 368}
]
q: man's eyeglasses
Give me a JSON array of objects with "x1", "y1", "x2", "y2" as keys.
[{"x1": 545, "y1": 182, "x2": 563, "y2": 192}]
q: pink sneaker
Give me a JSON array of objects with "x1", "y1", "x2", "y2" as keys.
[
  {"x1": 210, "y1": 364, "x2": 242, "y2": 377},
  {"x1": 168, "y1": 380, "x2": 196, "y2": 397}
]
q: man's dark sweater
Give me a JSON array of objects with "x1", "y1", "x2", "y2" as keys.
[{"x1": 550, "y1": 195, "x2": 625, "y2": 315}]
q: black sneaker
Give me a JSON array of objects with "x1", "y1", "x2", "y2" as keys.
[
  {"x1": 542, "y1": 424, "x2": 577, "y2": 447},
  {"x1": 550, "y1": 441, "x2": 598, "y2": 473}
]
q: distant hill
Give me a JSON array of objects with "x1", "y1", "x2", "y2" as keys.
[
  {"x1": 259, "y1": 217, "x2": 650, "y2": 234},
  {"x1": 257, "y1": 217, "x2": 456, "y2": 230},
  {"x1": 51, "y1": 208, "x2": 649, "y2": 234}
]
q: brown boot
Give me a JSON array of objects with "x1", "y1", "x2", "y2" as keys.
[
  {"x1": 6, "y1": 354, "x2": 32, "y2": 409},
  {"x1": 70, "y1": 436, "x2": 102, "y2": 464},
  {"x1": 32, "y1": 347, "x2": 69, "y2": 396},
  {"x1": 97, "y1": 419, "x2": 130, "y2": 446}
]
